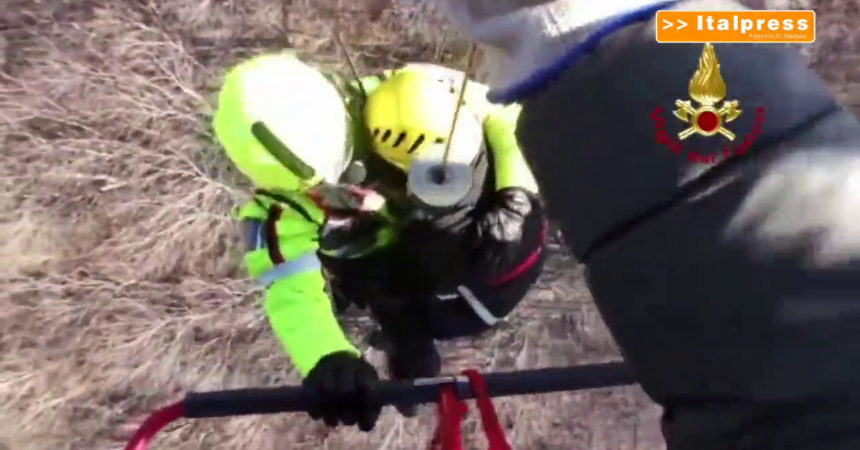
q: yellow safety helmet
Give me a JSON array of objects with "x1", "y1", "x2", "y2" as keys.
[
  {"x1": 363, "y1": 68, "x2": 484, "y2": 172},
  {"x1": 213, "y1": 52, "x2": 351, "y2": 193},
  {"x1": 397, "y1": 63, "x2": 493, "y2": 117}
]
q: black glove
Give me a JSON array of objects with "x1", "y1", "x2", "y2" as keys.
[
  {"x1": 472, "y1": 187, "x2": 544, "y2": 274},
  {"x1": 303, "y1": 351, "x2": 381, "y2": 431}
]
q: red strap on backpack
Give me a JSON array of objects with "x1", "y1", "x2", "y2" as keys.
[{"x1": 429, "y1": 370, "x2": 512, "y2": 450}]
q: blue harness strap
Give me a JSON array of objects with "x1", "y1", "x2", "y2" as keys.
[{"x1": 244, "y1": 219, "x2": 266, "y2": 251}]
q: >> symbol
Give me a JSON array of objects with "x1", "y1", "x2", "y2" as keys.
[{"x1": 661, "y1": 19, "x2": 688, "y2": 30}]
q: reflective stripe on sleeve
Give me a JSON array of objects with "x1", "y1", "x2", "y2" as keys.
[
  {"x1": 456, "y1": 285, "x2": 500, "y2": 326},
  {"x1": 258, "y1": 252, "x2": 322, "y2": 287}
]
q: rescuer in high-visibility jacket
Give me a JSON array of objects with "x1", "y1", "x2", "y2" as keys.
[
  {"x1": 213, "y1": 53, "x2": 546, "y2": 431},
  {"x1": 212, "y1": 52, "x2": 392, "y2": 432}
]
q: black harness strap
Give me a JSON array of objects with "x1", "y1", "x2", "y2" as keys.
[
  {"x1": 264, "y1": 204, "x2": 286, "y2": 265},
  {"x1": 255, "y1": 189, "x2": 320, "y2": 226}
]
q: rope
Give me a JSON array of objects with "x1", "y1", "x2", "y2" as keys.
[
  {"x1": 333, "y1": 31, "x2": 367, "y2": 99},
  {"x1": 441, "y1": 43, "x2": 479, "y2": 169},
  {"x1": 430, "y1": 370, "x2": 513, "y2": 450},
  {"x1": 463, "y1": 370, "x2": 512, "y2": 450},
  {"x1": 428, "y1": 385, "x2": 468, "y2": 450}
]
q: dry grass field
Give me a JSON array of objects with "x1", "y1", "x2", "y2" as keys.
[{"x1": 1, "y1": 0, "x2": 857, "y2": 449}]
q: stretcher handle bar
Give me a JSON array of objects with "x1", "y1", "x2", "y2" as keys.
[{"x1": 184, "y1": 361, "x2": 634, "y2": 419}]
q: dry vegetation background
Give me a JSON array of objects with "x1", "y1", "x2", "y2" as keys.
[{"x1": 1, "y1": 0, "x2": 857, "y2": 449}]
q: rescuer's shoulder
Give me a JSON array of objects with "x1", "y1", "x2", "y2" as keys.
[
  {"x1": 510, "y1": 3, "x2": 843, "y2": 258},
  {"x1": 723, "y1": 108, "x2": 860, "y2": 269}
]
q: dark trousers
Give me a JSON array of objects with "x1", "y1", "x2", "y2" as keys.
[
  {"x1": 364, "y1": 254, "x2": 545, "y2": 355},
  {"x1": 366, "y1": 289, "x2": 491, "y2": 348},
  {"x1": 325, "y1": 222, "x2": 547, "y2": 353}
]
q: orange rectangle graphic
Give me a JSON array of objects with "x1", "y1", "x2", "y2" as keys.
[{"x1": 655, "y1": 10, "x2": 816, "y2": 43}]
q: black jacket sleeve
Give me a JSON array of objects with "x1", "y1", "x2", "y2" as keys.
[
  {"x1": 464, "y1": 187, "x2": 548, "y2": 318},
  {"x1": 410, "y1": 187, "x2": 549, "y2": 340},
  {"x1": 386, "y1": 186, "x2": 548, "y2": 327}
]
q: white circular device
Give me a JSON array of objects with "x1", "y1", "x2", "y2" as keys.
[{"x1": 408, "y1": 145, "x2": 473, "y2": 208}]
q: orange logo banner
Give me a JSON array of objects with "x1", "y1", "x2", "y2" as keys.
[{"x1": 656, "y1": 10, "x2": 815, "y2": 43}]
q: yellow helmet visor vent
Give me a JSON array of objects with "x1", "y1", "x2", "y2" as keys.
[{"x1": 370, "y1": 129, "x2": 435, "y2": 158}]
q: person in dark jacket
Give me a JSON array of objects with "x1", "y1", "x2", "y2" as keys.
[
  {"x1": 322, "y1": 66, "x2": 548, "y2": 384},
  {"x1": 431, "y1": 0, "x2": 860, "y2": 449}
]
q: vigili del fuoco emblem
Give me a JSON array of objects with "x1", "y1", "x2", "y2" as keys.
[{"x1": 674, "y1": 43, "x2": 742, "y2": 141}]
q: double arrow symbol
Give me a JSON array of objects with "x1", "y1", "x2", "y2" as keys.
[{"x1": 662, "y1": 19, "x2": 688, "y2": 30}]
